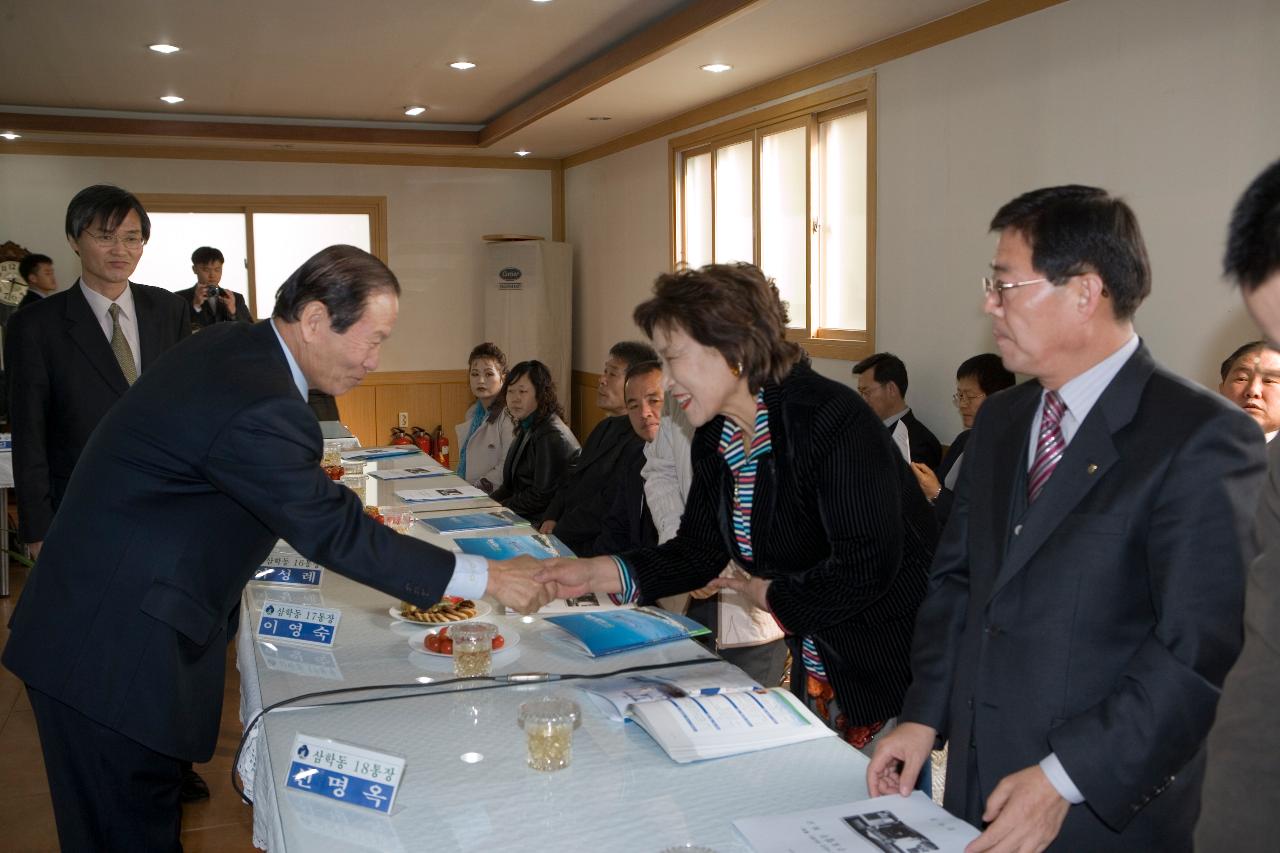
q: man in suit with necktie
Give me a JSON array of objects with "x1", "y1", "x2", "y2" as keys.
[
  {"x1": 174, "y1": 245, "x2": 254, "y2": 329},
  {"x1": 1197, "y1": 158, "x2": 1280, "y2": 852},
  {"x1": 2, "y1": 245, "x2": 552, "y2": 850},
  {"x1": 5, "y1": 185, "x2": 190, "y2": 560},
  {"x1": 868, "y1": 185, "x2": 1265, "y2": 851}
]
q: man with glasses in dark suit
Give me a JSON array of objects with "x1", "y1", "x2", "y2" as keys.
[{"x1": 869, "y1": 185, "x2": 1265, "y2": 852}]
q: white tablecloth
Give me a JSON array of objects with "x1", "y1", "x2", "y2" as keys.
[{"x1": 236, "y1": 461, "x2": 872, "y2": 852}]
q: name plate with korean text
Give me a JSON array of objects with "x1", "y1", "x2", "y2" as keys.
[
  {"x1": 254, "y1": 565, "x2": 324, "y2": 587},
  {"x1": 256, "y1": 541, "x2": 324, "y2": 580},
  {"x1": 257, "y1": 601, "x2": 341, "y2": 647},
  {"x1": 285, "y1": 733, "x2": 405, "y2": 814}
]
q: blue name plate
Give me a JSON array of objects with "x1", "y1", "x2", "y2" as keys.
[
  {"x1": 254, "y1": 566, "x2": 323, "y2": 586},
  {"x1": 286, "y1": 733, "x2": 405, "y2": 813},
  {"x1": 257, "y1": 600, "x2": 341, "y2": 646}
]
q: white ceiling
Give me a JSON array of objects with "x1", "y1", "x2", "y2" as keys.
[{"x1": 0, "y1": 0, "x2": 988, "y2": 160}]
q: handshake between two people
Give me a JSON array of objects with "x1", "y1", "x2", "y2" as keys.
[{"x1": 481, "y1": 555, "x2": 625, "y2": 614}]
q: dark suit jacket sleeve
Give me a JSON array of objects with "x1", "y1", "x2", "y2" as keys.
[
  {"x1": 5, "y1": 309, "x2": 55, "y2": 541},
  {"x1": 204, "y1": 395, "x2": 457, "y2": 605},
  {"x1": 899, "y1": 439, "x2": 975, "y2": 738},
  {"x1": 1049, "y1": 410, "x2": 1262, "y2": 827},
  {"x1": 762, "y1": 400, "x2": 909, "y2": 637},
  {"x1": 233, "y1": 292, "x2": 254, "y2": 323}
]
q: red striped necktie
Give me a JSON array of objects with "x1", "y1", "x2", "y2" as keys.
[{"x1": 1028, "y1": 389, "x2": 1066, "y2": 502}]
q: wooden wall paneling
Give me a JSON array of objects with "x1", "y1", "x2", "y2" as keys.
[
  {"x1": 374, "y1": 383, "x2": 443, "y2": 449},
  {"x1": 335, "y1": 385, "x2": 378, "y2": 447},
  {"x1": 571, "y1": 370, "x2": 607, "y2": 443}
]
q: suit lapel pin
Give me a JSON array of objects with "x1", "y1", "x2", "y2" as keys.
[{"x1": 1086, "y1": 463, "x2": 1098, "y2": 475}]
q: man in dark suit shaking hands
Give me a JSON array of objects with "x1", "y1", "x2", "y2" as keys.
[
  {"x1": 2, "y1": 245, "x2": 552, "y2": 850},
  {"x1": 5, "y1": 185, "x2": 190, "y2": 559},
  {"x1": 868, "y1": 186, "x2": 1266, "y2": 851}
]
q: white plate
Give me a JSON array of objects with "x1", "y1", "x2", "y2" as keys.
[
  {"x1": 388, "y1": 599, "x2": 492, "y2": 625},
  {"x1": 407, "y1": 626, "x2": 520, "y2": 657}
]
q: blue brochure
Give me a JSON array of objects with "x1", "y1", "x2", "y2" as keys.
[
  {"x1": 544, "y1": 608, "x2": 711, "y2": 657},
  {"x1": 420, "y1": 510, "x2": 529, "y2": 535},
  {"x1": 453, "y1": 532, "x2": 576, "y2": 560}
]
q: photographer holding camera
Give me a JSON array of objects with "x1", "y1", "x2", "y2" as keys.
[{"x1": 176, "y1": 246, "x2": 253, "y2": 329}]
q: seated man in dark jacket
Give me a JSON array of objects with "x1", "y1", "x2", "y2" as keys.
[
  {"x1": 539, "y1": 341, "x2": 657, "y2": 554},
  {"x1": 589, "y1": 361, "x2": 663, "y2": 556}
]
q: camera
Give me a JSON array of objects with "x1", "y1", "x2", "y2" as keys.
[{"x1": 204, "y1": 284, "x2": 223, "y2": 297}]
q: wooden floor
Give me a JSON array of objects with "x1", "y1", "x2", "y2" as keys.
[{"x1": 0, "y1": 561, "x2": 258, "y2": 852}]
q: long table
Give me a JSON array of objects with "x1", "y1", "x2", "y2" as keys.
[{"x1": 236, "y1": 456, "x2": 872, "y2": 851}]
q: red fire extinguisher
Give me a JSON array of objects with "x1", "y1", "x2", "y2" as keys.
[
  {"x1": 434, "y1": 425, "x2": 450, "y2": 468},
  {"x1": 390, "y1": 426, "x2": 413, "y2": 446},
  {"x1": 411, "y1": 426, "x2": 434, "y2": 456}
]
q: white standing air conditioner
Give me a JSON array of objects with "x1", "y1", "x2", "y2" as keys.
[{"x1": 482, "y1": 239, "x2": 573, "y2": 401}]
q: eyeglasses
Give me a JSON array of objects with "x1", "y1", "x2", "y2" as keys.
[
  {"x1": 84, "y1": 230, "x2": 145, "y2": 250},
  {"x1": 952, "y1": 392, "x2": 986, "y2": 406},
  {"x1": 981, "y1": 275, "x2": 1051, "y2": 305}
]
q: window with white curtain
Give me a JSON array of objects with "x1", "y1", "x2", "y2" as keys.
[{"x1": 671, "y1": 78, "x2": 875, "y2": 360}]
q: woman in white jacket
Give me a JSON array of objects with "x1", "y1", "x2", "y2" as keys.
[{"x1": 456, "y1": 342, "x2": 516, "y2": 492}]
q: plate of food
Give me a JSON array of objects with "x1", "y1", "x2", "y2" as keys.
[
  {"x1": 407, "y1": 625, "x2": 520, "y2": 657},
  {"x1": 389, "y1": 597, "x2": 493, "y2": 625}
]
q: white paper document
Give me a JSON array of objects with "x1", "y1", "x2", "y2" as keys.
[
  {"x1": 583, "y1": 669, "x2": 763, "y2": 721},
  {"x1": 368, "y1": 464, "x2": 450, "y2": 481},
  {"x1": 734, "y1": 791, "x2": 979, "y2": 853},
  {"x1": 394, "y1": 485, "x2": 487, "y2": 503},
  {"x1": 627, "y1": 686, "x2": 834, "y2": 762}
]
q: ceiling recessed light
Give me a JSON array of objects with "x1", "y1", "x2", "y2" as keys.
[
  {"x1": 149, "y1": 43, "x2": 180, "y2": 54},
  {"x1": 160, "y1": 95, "x2": 184, "y2": 104},
  {"x1": 588, "y1": 116, "x2": 612, "y2": 121},
  {"x1": 515, "y1": 150, "x2": 531, "y2": 157},
  {"x1": 701, "y1": 63, "x2": 733, "y2": 73},
  {"x1": 1, "y1": 132, "x2": 21, "y2": 141},
  {"x1": 403, "y1": 106, "x2": 427, "y2": 116},
  {"x1": 450, "y1": 60, "x2": 476, "y2": 70}
]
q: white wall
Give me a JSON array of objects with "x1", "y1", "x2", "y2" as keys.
[
  {"x1": 564, "y1": 137, "x2": 672, "y2": 375},
  {"x1": 0, "y1": 155, "x2": 553, "y2": 371},
  {"x1": 565, "y1": 0, "x2": 1280, "y2": 444}
]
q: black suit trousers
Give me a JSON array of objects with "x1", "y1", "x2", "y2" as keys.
[{"x1": 28, "y1": 687, "x2": 183, "y2": 852}]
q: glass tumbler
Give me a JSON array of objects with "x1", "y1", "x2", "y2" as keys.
[
  {"x1": 451, "y1": 622, "x2": 498, "y2": 678},
  {"x1": 518, "y1": 696, "x2": 582, "y2": 772}
]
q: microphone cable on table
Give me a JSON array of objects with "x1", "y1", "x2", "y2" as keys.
[{"x1": 231, "y1": 655, "x2": 724, "y2": 805}]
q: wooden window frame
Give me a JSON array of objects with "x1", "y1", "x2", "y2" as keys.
[
  {"x1": 135, "y1": 193, "x2": 388, "y2": 312},
  {"x1": 669, "y1": 74, "x2": 876, "y2": 361}
]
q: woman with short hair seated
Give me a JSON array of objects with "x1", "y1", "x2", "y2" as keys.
[
  {"x1": 909, "y1": 353, "x2": 1015, "y2": 528},
  {"x1": 456, "y1": 342, "x2": 516, "y2": 492},
  {"x1": 491, "y1": 360, "x2": 580, "y2": 523}
]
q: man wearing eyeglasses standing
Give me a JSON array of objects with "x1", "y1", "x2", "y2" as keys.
[
  {"x1": 6, "y1": 186, "x2": 189, "y2": 562},
  {"x1": 868, "y1": 185, "x2": 1265, "y2": 851}
]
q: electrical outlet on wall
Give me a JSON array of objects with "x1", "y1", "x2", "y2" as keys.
[{"x1": 398, "y1": 412, "x2": 409, "y2": 428}]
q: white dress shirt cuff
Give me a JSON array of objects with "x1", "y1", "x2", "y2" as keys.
[
  {"x1": 1040, "y1": 753, "x2": 1085, "y2": 804},
  {"x1": 444, "y1": 553, "x2": 489, "y2": 600}
]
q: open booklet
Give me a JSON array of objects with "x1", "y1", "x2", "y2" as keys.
[
  {"x1": 734, "y1": 791, "x2": 979, "y2": 852},
  {"x1": 582, "y1": 669, "x2": 765, "y2": 721},
  {"x1": 616, "y1": 683, "x2": 834, "y2": 763}
]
